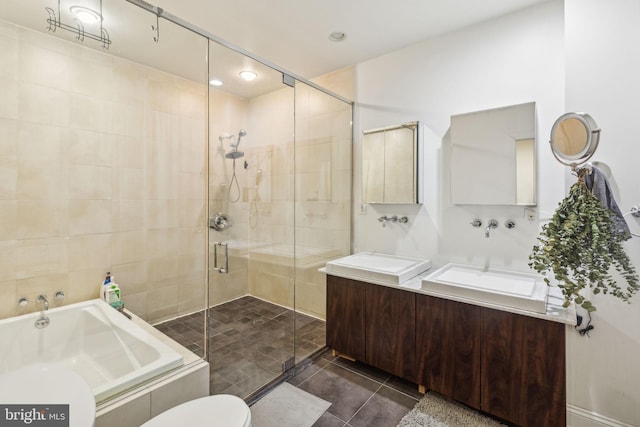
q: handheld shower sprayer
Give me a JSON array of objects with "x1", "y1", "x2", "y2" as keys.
[{"x1": 220, "y1": 130, "x2": 248, "y2": 202}]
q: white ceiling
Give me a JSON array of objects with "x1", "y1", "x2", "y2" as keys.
[
  {"x1": 152, "y1": 0, "x2": 551, "y2": 79},
  {"x1": 0, "y1": 0, "x2": 550, "y2": 98}
]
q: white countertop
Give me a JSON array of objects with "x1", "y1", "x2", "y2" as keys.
[{"x1": 320, "y1": 267, "x2": 577, "y2": 326}]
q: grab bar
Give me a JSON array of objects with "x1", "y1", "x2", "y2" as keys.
[{"x1": 213, "y1": 241, "x2": 229, "y2": 273}]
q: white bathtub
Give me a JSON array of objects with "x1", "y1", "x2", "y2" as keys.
[{"x1": 0, "y1": 299, "x2": 184, "y2": 403}]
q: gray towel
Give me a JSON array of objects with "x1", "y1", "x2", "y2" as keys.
[{"x1": 583, "y1": 165, "x2": 631, "y2": 240}]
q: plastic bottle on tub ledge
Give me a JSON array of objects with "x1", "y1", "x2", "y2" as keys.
[
  {"x1": 101, "y1": 272, "x2": 123, "y2": 309},
  {"x1": 100, "y1": 272, "x2": 111, "y2": 301}
]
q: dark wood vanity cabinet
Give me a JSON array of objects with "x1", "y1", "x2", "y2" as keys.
[
  {"x1": 327, "y1": 275, "x2": 566, "y2": 427},
  {"x1": 326, "y1": 275, "x2": 367, "y2": 362},
  {"x1": 326, "y1": 275, "x2": 416, "y2": 382},
  {"x1": 365, "y1": 283, "x2": 416, "y2": 382},
  {"x1": 416, "y1": 295, "x2": 482, "y2": 409},
  {"x1": 481, "y1": 308, "x2": 566, "y2": 427}
]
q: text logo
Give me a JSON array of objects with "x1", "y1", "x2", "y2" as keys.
[{"x1": 0, "y1": 405, "x2": 69, "y2": 427}]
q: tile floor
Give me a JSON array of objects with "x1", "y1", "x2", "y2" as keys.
[
  {"x1": 288, "y1": 350, "x2": 421, "y2": 427},
  {"x1": 154, "y1": 296, "x2": 326, "y2": 398}
]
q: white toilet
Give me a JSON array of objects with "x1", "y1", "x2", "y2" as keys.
[{"x1": 141, "y1": 394, "x2": 251, "y2": 427}]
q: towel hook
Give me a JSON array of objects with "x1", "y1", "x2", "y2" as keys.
[{"x1": 623, "y1": 206, "x2": 640, "y2": 237}]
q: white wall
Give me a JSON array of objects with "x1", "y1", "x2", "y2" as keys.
[
  {"x1": 354, "y1": 1, "x2": 640, "y2": 425},
  {"x1": 564, "y1": 1, "x2": 640, "y2": 425},
  {"x1": 354, "y1": 0, "x2": 565, "y2": 270}
]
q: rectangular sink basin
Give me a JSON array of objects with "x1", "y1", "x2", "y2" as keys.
[
  {"x1": 422, "y1": 263, "x2": 548, "y2": 313},
  {"x1": 325, "y1": 252, "x2": 432, "y2": 285}
]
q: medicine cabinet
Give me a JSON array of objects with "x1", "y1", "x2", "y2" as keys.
[
  {"x1": 361, "y1": 121, "x2": 422, "y2": 204},
  {"x1": 450, "y1": 102, "x2": 536, "y2": 205}
]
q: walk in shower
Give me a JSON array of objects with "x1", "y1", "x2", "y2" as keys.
[{"x1": 0, "y1": 0, "x2": 352, "y2": 400}]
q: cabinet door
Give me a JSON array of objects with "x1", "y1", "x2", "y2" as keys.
[
  {"x1": 481, "y1": 308, "x2": 566, "y2": 427},
  {"x1": 416, "y1": 295, "x2": 481, "y2": 409},
  {"x1": 326, "y1": 275, "x2": 367, "y2": 361},
  {"x1": 365, "y1": 285, "x2": 416, "y2": 382}
]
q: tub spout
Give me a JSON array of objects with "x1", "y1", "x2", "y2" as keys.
[{"x1": 34, "y1": 294, "x2": 50, "y2": 329}]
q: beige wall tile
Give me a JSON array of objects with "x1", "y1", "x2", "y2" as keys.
[
  {"x1": 69, "y1": 199, "x2": 112, "y2": 235},
  {"x1": 112, "y1": 200, "x2": 146, "y2": 232},
  {"x1": 70, "y1": 56, "x2": 114, "y2": 99},
  {"x1": 0, "y1": 33, "x2": 18, "y2": 82},
  {"x1": 0, "y1": 241, "x2": 17, "y2": 282},
  {"x1": 15, "y1": 237, "x2": 69, "y2": 280},
  {"x1": 69, "y1": 129, "x2": 113, "y2": 167},
  {"x1": 68, "y1": 234, "x2": 111, "y2": 271},
  {"x1": 68, "y1": 269, "x2": 103, "y2": 304},
  {"x1": 0, "y1": 165, "x2": 17, "y2": 200},
  {"x1": 0, "y1": 118, "x2": 18, "y2": 166},
  {"x1": 146, "y1": 284, "x2": 178, "y2": 323},
  {"x1": 0, "y1": 80, "x2": 19, "y2": 120},
  {"x1": 112, "y1": 231, "x2": 147, "y2": 265},
  {"x1": 70, "y1": 94, "x2": 112, "y2": 133},
  {"x1": 19, "y1": 27, "x2": 70, "y2": 56},
  {"x1": 19, "y1": 84, "x2": 69, "y2": 126},
  {"x1": 0, "y1": 200, "x2": 17, "y2": 241},
  {"x1": 110, "y1": 261, "x2": 149, "y2": 294},
  {"x1": 113, "y1": 135, "x2": 146, "y2": 169},
  {"x1": 19, "y1": 41, "x2": 69, "y2": 91},
  {"x1": 114, "y1": 168, "x2": 146, "y2": 200},
  {"x1": 69, "y1": 165, "x2": 111, "y2": 199},
  {"x1": 17, "y1": 199, "x2": 67, "y2": 239},
  {"x1": 0, "y1": 279, "x2": 17, "y2": 320}
]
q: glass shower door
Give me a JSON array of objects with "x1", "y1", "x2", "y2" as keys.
[{"x1": 207, "y1": 39, "x2": 295, "y2": 398}]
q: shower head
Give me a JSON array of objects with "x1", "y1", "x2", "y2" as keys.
[{"x1": 225, "y1": 150, "x2": 245, "y2": 159}]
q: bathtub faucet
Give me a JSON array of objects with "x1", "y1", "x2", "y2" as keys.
[{"x1": 34, "y1": 294, "x2": 50, "y2": 329}]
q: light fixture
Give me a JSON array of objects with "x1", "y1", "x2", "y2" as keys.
[
  {"x1": 239, "y1": 71, "x2": 257, "y2": 81},
  {"x1": 329, "y1": 32, "x2": 346, "y2": 42},
  {"x1": 69, "y1": 6, "x2": 103, "y2": 24},
  {"x1": 209, "y1": 79, "x2": 223, "y2": 87},
  {"x1": 46, "y1": 2, "x2": 111, "y2": 49}
]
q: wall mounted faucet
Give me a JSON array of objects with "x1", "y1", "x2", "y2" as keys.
[
  {"x1": 485, "y1": 219, "x2": 498, "y2": 238},
  {"x1": 378, "y1": 215, "x2": 409, "y2": 227}
]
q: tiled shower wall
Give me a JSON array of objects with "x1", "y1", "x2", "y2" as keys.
[
  {"x1": 207, "y1": 70, "x2": 353, "y2": 320},
  {"x1": 0, "y1": 20, "x2": 207, "y2": 323}
]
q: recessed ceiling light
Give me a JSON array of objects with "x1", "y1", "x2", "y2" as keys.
[
  {"x1": 69, "y1": 6, "x2": 103, "y2": 24},
  {"x1": 239, "y1": 71, "x2": 257, "y2": 81},
  {"x1": 209, "y1": 79, "x2": 223, "y2": 86},
  {"x1": 329, "y1": 32, "x2": 346, "y2": 42}
]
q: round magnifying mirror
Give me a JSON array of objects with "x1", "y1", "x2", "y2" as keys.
[{"x1": 549, "y1": 112, "x2": 600, "y2": 166}]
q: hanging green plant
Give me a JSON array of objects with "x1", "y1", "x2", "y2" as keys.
[{"x1": 529, "y1": 172, "x2": 639, "y2": 312}]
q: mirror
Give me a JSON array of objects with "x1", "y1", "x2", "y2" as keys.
[
  {"x1": 450, "y1": 102, "x2": 536, "y2": 205},
  {"x1": 549, "y1": 112, "x2": 600, "y2": 167},
  {"x1": 362, "y1": 122, "x2": 422, "y2": 204}
]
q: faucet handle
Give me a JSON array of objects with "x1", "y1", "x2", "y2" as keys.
[
  {"x1": 470, "y1": 219, "x2": 482, "y2": 228},
  {"x1": 18, "y1": 297, "x2": 28, "y2": 307},
  {"x1": 505, "y1": 220, "x2": 516, "y2": 229},
  {"x1": 55, "y1": 291, "x2": 65, "y2": 300}
]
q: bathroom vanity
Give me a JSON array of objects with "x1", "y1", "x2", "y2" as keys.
[{"x1": 325, "y1": 255, "x2": 573, "y2": 427}]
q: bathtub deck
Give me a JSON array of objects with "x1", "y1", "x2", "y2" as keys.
[{"x1": 154, "y1": 296, "x2": 326, "y2": 398}]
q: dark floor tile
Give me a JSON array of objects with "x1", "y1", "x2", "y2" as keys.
[
  {"x1": 384, "y1": 375, "x2": 424, "y2": 399},
  {"x1": 348, "y1": 385, "x2": 417, "y2": 427},
  {"x1": 312, "y1": 411, "x2": 347, "y2": 427},
  {"x1": 332, "y1": 357, "x2": 391, "y2": 384},
  {"x1": 298, "y1": 363, "x2": 381, "y2": 421},
  {"x1": 288, "y1": 357, "x2": 330, "y2": 386}
]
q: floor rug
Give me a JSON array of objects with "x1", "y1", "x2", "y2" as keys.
[
  {"x1": 250, "y1": 382, "x2": 331, "y2": 427},
  {"x1": 397, "y1": 392, "x2": 505, "y2": 427}
]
